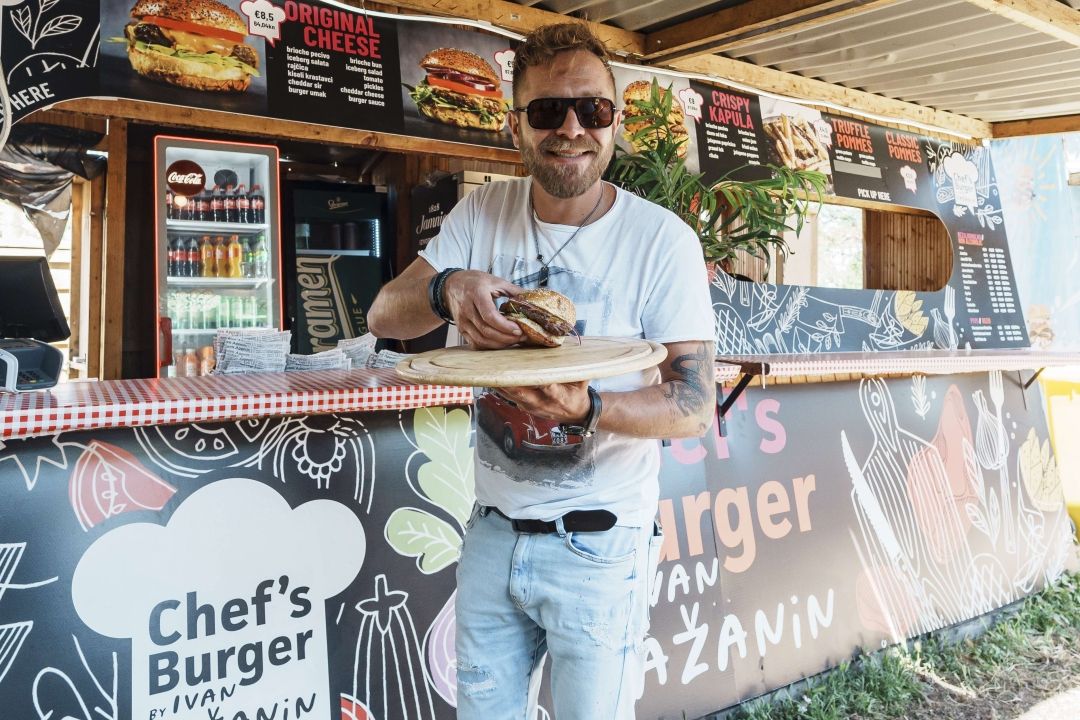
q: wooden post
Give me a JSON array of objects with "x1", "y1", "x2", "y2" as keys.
[{"x1": 101, "y1": 119, "x2": 128, "y2": 379}]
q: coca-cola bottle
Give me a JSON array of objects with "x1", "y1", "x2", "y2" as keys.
[
  {"x1": 250, "y1": 185, "x2": 265, "y2": 224},
  {"x1": 224, "y1": 185, "x2": 238, "y2": 224},
  {"x1": 194, "y1": 187, "x2": 209, "y2": 223},
  {"x1": 186, "y1": 236, "x2": 200, "y2": 277},
  {"x1": 167, "y1": 237, "x2": 180, "y2": 276},
  {"x1": 236, "y1": 184, "x2": 251, "y2": 223},
  {"x1": 166, "y1": 189, "x2": 175, "y2": 220},
  {"x1": 211, "y1": 185, "x2": 225, "y2": 223}
]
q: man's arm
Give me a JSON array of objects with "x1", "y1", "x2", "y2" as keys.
[
  {"x1": 367, "y1": 258, "x2": 525, "y2": 347},
  {"x1": 367, "y1": 257, "x2": 442, "y2": 340},
  {"x1": 499, "y1": 340, "x2": 716, "y2": 439}
]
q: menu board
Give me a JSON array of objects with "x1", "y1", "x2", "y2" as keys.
[
  {"x1": 690, "y1": 82, "x2": 770, "y2": 181},
  {"x1": 823, "y1": 114, "x2": 891, "y2": 202}
]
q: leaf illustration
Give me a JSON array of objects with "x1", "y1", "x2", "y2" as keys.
[
  {"x1": 40, "y1": 14, "x2": 80, "y2": 39},
  {"x1": 385, "y1": 507, "x2": 462, "y2": 574},
  {"x1": 965, "y1": 502, "x2": 990, "y2": 539},
  {"x1": 13, "y1": 7, "x2": 32, "y2": 43},
  {"x1": 413, "y1": 406, "x2": 474, "y2": 527},
  {"x1": 910, "y1": 375, "x2": 930, "y2": 419},
  {"x1": 40, "y1": 0, "x2": 58, "y2": 13}
]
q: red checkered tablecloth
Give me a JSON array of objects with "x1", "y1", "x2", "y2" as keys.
[{"x1": 0, "y1": 370, "x2": 474, "y2": 441}]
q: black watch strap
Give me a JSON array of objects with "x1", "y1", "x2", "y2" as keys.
[
  {"x1": 427, "y1": 267, "x2": 462, "y2": 324},
  {"x1": 583, "y1": 386, "x2": 602, "y2": 437}
]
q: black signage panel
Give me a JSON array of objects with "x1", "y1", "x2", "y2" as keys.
[
  {"x1": 692, "y1": 81, "x2": 771, "y2": 182},
  {"x1": 824, "y1": 114, "x2": 892, "y2": 202}
]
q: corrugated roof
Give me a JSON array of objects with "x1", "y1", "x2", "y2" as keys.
[{"x1": 509, "y1": 0, "x2": 1080, "y2": 127}]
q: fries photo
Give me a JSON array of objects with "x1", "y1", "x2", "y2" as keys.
[{"x1": 763, "y1": 114, "x2": 831, "y2": 174}]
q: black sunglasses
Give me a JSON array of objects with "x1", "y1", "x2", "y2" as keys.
[{"x1": 513, "y1": 97, "x2": 617, "y2": 130}]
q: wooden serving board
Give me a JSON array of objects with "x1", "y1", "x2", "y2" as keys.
[{"x1": 395, "y1": 337, "x2": 668, "y2": 387}]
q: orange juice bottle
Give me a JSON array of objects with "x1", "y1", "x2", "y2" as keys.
[
  {"x1": 199, "y1": 235, "x2": 215, "y2": 277},
  {"x1": 226, "y1": 235, "x2": 243, "y2": 278},
  {"x1": 213, "y1": 236, "x2": 227, "y2": 278}
]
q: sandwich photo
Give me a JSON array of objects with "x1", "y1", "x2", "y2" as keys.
[
  {"x1": 763, "y1": 114, "x2": 831, "y2": 174},
  {"x1": 121, "y1": 0, "x2": 260, "y2": 93},
  {"x1": 500, "y1": 289, "x2": 577, "y2": 348},
  {"x1": 407, "y1": 48, "x2": 509, "y2": 132},
  {"x1": 622, "y1": 79, "x2": 688, "y2": 159}
]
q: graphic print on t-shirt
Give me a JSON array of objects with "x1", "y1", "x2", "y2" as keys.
[{"x1": 475, "y1": 257, "x2": 611, "y2": 485}]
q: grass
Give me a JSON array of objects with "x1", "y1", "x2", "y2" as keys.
[{"x1": 728, "y1": 572, "x2": 1080, "y2": 720}]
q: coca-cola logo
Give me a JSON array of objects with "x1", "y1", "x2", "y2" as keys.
[{"x1": 166, "y1": 160, "x2": 206, "y2": 197}]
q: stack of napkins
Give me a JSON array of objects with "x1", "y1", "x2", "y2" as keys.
[
  {"x1": 336, "y1": 334, "x2": 412, "y2": 369},
  {"x1": 214, "y1": 329, "x2": 291, "y2": 374},
  {"x1": 285, "y1": 349, "x2": 350, "y2": 371}
]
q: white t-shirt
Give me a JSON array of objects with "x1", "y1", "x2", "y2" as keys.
[{"x1": 420, "y1": 177, "x2": 715, "y2": 527}]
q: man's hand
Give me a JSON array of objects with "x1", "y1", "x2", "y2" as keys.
[
  {"x1": 498, "y1": 380, "x2": 590, "y2": 423},
  {"x1": 444, "y1": 270, "x2": 525, "y2": 349}
]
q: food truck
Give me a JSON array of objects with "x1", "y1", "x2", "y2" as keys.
[{"x1": 1, "y1": 1, "x2": 1079, "y2": 718}]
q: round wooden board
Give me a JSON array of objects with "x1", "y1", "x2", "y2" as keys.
[{"x1": 395, "y1": 337, "x2": 668, "y2": 387}]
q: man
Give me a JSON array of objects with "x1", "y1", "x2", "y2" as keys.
[{"x1": 367, "y1": 22, "x2": 715, "y2": 719}]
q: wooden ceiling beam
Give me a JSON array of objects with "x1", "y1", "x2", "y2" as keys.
[
  {"x1": 992, "y1": 113, "x2": 1080, "y2": 137},
  {"x1": 366, "y1": 0, "x2": 645, "y2": 56},
  {"x1": 669, "y1": 54, "x2": 992, "y2": 138},
  {"x1": 641, "y1": 0, "x2": 902, "y2": 63},
  {"x1": 961, "y1": 0, "x2": 1080, "y2": 48}
]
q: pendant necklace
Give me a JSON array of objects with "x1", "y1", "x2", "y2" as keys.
[{"x1": 531, "y1": 182, "x2": 607, "y2": 287}]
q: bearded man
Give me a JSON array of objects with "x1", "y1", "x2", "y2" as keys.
[{"x1": 368, "y1": 22, "x2": 716, "y2": 719}]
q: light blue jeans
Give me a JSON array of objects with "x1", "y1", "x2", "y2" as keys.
[{"x1": 455, "y1": 505, "x2": 661, "y2": 720}]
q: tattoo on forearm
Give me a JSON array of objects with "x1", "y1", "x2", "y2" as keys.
[{"x1": 662, "y1": 343, "x2": 713, "y2": 424}]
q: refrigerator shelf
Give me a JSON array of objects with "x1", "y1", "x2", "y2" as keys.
[
  {"x1": 167, "y1": 277, "x2": 275, "y2": 287},
  {"x1": 167, "y1": 220, "x2": 270, "y2": 233},
  {"x1": 298, "y1": 249, "x2": 374, "y2": 256}
]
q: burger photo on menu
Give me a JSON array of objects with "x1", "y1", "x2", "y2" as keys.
[
  {"x1": 397, "y1": 24, "x2": 515, "y2": 148},
  {"x1": 101, "y1": 0, "x2": 267, "y2": 112},
  {"x1": 621, "y1": 79, "x2": 689, "y2": 159},
  {"x1": 407, "y1": 48, "x2": 509, "y2": 131},
  {"x1": 760, "y1": 97, "x2": 834, "y2": 179}
]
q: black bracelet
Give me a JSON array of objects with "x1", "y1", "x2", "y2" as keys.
[
  {"x1": 427, "y1": 267, "x2": 462, "y2": 324},
  {"x1": 583, "y1": 386, "x2": 602, "y2": 437}
]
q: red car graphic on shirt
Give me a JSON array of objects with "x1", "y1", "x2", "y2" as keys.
[{"x1": 476, "y1": 390, "x2": 584, "y2": 458}]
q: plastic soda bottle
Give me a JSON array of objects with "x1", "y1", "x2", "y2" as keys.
[
  {"x1": 252, "y1": 235, "x2": 269, "y2": 278},
  {"x1": 213, "y1": 237, "x2": 227, "y2": 278},
  {"x1": 242, "y1": 238, "x2": 254, "y2": 278},
  {"x1": 226, "y1": 235, "x2": 243, "y2": 278},
  {"x1": 199, "y1": 236, "x2": 215, "y2": 277},
  {"x1": 216, "y1": 292, "x2": 231, "y2": 328},
  {"x1": 244, "y1": 295, "x2": 258, "y2": 328}
]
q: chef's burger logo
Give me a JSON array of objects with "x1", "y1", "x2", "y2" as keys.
[
  {"x1": 406, "y1": 48, "x2": 510, "y2": 132},
  {"x1": 122, "y1": 0, "x2": 261, "y2": 93},
  {"x1": 166, "y1": 160, "x2": 207, "y2": 196}
]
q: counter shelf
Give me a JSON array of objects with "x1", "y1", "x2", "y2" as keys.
[
  {"x1": 0, "y1": 370, "x2": 474, "y2": 441},
  {"x1": 713, "y1": 348, "x2": 1080, "y2": 432}
]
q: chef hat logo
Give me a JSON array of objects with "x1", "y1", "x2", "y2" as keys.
[
  {"x1": 72, "y1": 478, "x2": 366, "y2": 638},
  {"x1": 942, "y1": 152, "x2": 977, "y2": 184}
]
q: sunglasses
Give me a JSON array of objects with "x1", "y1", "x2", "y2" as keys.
[{"x1": 514, "y1": 97, "x2": 617, "y2": 130}]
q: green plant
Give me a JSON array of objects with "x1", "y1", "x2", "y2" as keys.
[{"x1": 605, "y1": 79, "x2": 828, "y2": 274}]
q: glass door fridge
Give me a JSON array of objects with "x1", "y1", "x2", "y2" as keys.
[{"x1": 153, "y1": 136, "x2": 282, "y2": 377}]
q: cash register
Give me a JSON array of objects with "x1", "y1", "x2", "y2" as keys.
[{"x1": 0, "y1": 256, "x2": 69, "y2": 392}]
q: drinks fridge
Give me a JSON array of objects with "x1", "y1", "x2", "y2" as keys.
[
  {"x1": 154, "y1": 136, "x2": 282, "y2": 377},
  {"x1": 284, "y1": 181, "x2": 387, "y2": 354}
]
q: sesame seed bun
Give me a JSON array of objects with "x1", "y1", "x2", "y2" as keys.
[
  {"x1": 129, "y1": 0, "x2": 246, "y2": 34},
  {"x1": 420, "y1": 48, "x2": 500, "y2": 85}
]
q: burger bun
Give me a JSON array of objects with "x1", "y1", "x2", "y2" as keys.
[{"x1": 127, "y1": 37, "x2": 251, "y2": 92}]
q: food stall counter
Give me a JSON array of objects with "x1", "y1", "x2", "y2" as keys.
[{"x1": 0, "y1": 369, "x2": 474, "y2": 440}]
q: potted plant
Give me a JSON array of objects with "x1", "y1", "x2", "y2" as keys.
[{"x1": 605, "y1": 80, "x2": 828, "y2": 280}]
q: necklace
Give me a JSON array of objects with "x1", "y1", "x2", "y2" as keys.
[{"x1": 531, "y1": 182, "x2": 607, "y2": 287}]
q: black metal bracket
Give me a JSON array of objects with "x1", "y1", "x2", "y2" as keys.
[
  {"x1": 715, "y1": 359, "x2": 771, "y2": 436},
  {"x1": 1023, "y1": 367, "x2": 1045, "y2": 391}
]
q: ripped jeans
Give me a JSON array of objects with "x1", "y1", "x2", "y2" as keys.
[{"x1": 455, "y1": 505, "x2": 661, "y2": 720}]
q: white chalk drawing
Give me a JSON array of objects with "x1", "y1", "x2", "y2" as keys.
[
  {"x1": 927, "y1": 145, "x2": 1003, "y2": 230},
  {"x1": 3, "y1": 0, "x2": 98, "y2": 92},
  {"x1": 133, "y1": 422, "x2": 240, "y2": 479},
  {"x1": 847, "y1": 376, "x2": 1071, "y2": 641},
  {"x1": 0, "y1": 543, "x2": 58, "y2": 688},
  {"x1": 423, "y1": 588, "x2": 457, "y2": 706},
  {"x1": 910, "y1": 375, "x2": 931, "y2": 420},
  {"x1": 31, "y1": 636, "x2": 118, "y2": 720},
  {"x1": 931, "y1": 286, "x2": 959, "y2": 350},
  {"x1": 711, "y1": 281, "x2": 950, "y2": 355},
  {"x1": 69, "y1": 440, "x2": 177, "y2": 531},
  {"x1": 0, "y1": 435, "x2": 73, "y2": 490},
  {"x1": 240, "y1": 415, "x2": 377, "y2": 508},
  {"x1": 352, "y1": 574, "x2": 436, "y2": 720}
]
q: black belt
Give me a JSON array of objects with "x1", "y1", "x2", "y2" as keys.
[{"x1": 484, "y1": 506, "x2": 617, "y2": 534}]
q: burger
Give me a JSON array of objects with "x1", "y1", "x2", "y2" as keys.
[
  {"x1": 122, "y1": 0, "x2": 260, "y2": 93},
  {"x1": 500, "y1": 289, "x2": 577, "y2": 348},
  {"x1": 622, "y1": 80, "x2": 688, "y2": 158},
  {"x1": 408, "y1": 48, "x2": 509, "y2": 132}
]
